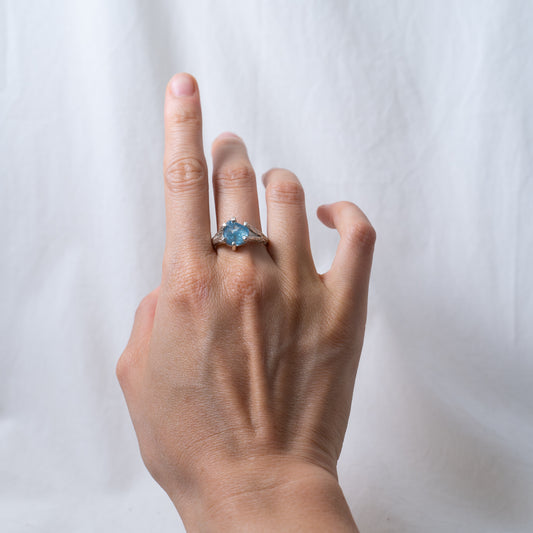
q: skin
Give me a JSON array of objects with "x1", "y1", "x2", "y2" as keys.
[{"x1": 116, "y1": 72, "x2": 376, "y2": 532}]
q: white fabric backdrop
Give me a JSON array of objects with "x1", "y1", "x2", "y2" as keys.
[{"x1": 1, "y1": 1, "x2": 532, "y2": 531}]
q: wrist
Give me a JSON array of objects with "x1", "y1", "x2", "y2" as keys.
[{"x1": 170, "y1": 459, "x2": 358, "y2": 532}]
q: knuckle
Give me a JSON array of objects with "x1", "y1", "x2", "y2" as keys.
[
  {"x1": 116, "y1": 350, "x2": 133, "y2": 386},
  {"x1": 164, "y1": 156, "x2": 206, "y2": 194},
  {"x1": 135, "y1": 292, "x2": 157, "y2": 320},
  {"x1": 165, "y1": 103, "x2": 202, "y2": 127},
  {"x1": 214, "y1": 165, "x2": 256, "y2": 190},
  {"x1": 223, "y1": 262, "x2": 265, "y2": 302},
  {"x1": 345, "y1": 220, "x2": 376, "y2": 250},
  {"x1": 266, "y1": 179, "x2": 304, "y2": 206},
  {"x1": 163, "y1": 262, "x2": 213, "y2": 305}
]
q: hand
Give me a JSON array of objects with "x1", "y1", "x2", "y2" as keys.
[{"x1": 116, "y1": 73, "x2": 375, "y2": 532}]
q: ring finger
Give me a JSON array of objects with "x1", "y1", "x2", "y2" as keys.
[{"x1": 211, "y1": 132, "x2": 265, "y2": 252}]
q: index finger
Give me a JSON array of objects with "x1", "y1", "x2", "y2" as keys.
[{"x1": 163, "y1": 73, "x2": 212, "y2": 263}]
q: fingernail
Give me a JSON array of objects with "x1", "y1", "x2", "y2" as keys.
[
  {"x1": 170, "y1": 73, "x2": 195, "y2": 97},
  {"x1": 217, "y1": 131, "x2": 241, "y2": 140}
]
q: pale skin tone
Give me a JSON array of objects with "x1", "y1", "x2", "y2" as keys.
[{"x1": 116, "y1": 72, "x2": 376, "y2": 532}]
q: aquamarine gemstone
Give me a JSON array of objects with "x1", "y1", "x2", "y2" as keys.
[{"x1": 223, "y1": 220, "x2": 249, "y2": 246}]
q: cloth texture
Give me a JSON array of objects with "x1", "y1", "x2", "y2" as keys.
[{"x1": 1, "y1": 1, "x2": 532, "y2": 531}]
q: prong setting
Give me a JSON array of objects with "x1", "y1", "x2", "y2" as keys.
[{"x1": 212, "y1": 218, "x2": 269, "y2": 251}]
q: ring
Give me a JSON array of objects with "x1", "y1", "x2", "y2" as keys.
[{"x1": 212, "y1": 217, "x2": 269, "y2": 251}]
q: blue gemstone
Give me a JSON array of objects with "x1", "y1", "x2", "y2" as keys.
[{"x1": 223, "y1": 220, "x2": 249, "y2": 246}]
